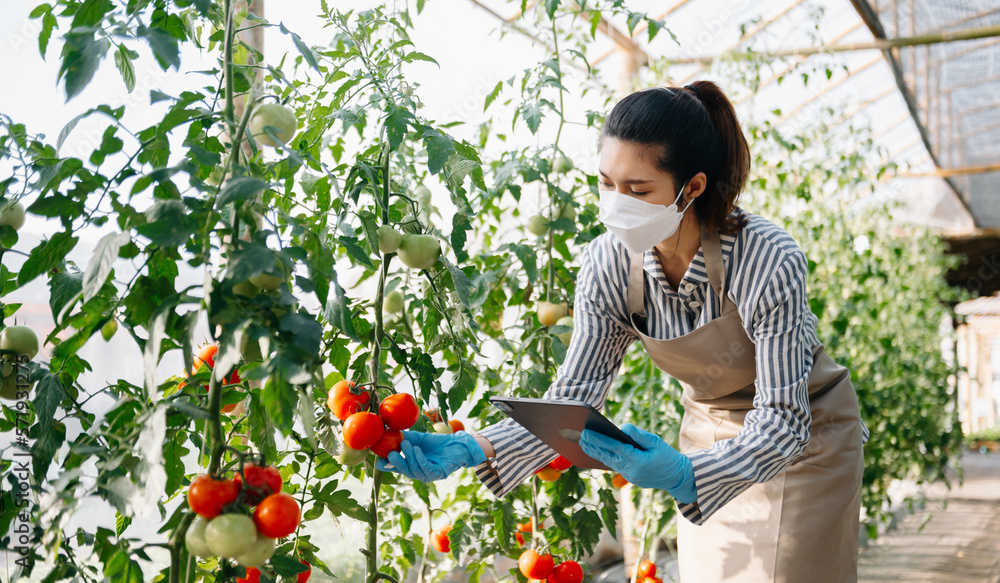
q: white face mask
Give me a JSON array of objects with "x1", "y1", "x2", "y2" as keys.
[{"x1": 599, "y1": 179, "x2": 694, "y2": 254}]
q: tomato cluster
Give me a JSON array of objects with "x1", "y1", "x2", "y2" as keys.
[
  {"x1": 634, "y1": 559, "x2": 662, "y2": 583},
  {"x1": 533, "y1": 455, "x2": 572, "y2": 482},
  {"x1": 326, "y1": 381, "x2": 420, "y2": 461},
  {"x1": 518, "y1": 549, "x2": 584, "y2": 583},
  {"x1": 185, "y1": 464, "x2": 301, "y2": 568}
]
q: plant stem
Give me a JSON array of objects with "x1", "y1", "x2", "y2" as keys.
[
  {"x1": 364, "y1": 143, "x2": 393, "y2": 583},
  {"x1": 224, "y1": 0, "x2": 236, "y2": 133}
]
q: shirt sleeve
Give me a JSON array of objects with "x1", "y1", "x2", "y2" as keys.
[
  {"x1": 473, "y1": 237, "x2": 638, "y2": 496},
  {"x1": 677, "y1": 249, "x2": 814, "y2": 525}
]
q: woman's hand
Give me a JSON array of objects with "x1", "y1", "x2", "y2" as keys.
[
  {"x1": 375, "y1": 430, "x2": 487, "y2": 482},
  {"x1": 579, "y1": 424, "x2": 697, "y2": 503}
]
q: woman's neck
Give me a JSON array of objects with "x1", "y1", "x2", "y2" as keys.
[{"x1": 653, "y1": 213, "x2": 702, "y2": 290}]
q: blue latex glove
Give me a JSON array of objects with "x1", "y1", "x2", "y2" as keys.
[
  {"x1": 579, "y1": 423, "x2": 697, "y2": 503},
  {"x1": 375, "y1": 430, "x2": 487, "y2": 482}
]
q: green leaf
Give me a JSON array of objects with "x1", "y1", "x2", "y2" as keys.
[
  {"x1": 49, "y1": 269, "x2": 84, "y2": 322},
  {"x1": 217, "y1": 176, "x2": 266, "y2": 207},
  {"x1": 248, "y1": 393, "x2": 278, "y2": 462},
  {"x1": 262, "y1": 366, "x2": 298, "y2": 435},
  {"x1": 165, "y1": 398, "x2": 209, "y2": 420},
  {"x1": 339, "y1": 237, "x2": 374, "y2": 270},
  {"x1": 72, "y1": 0, "x2": 113, "y2": 28},
  {"x1": 484, "y1": 81, "x2": 503, "y2": 112},
  {"x1": 31, "y1": 421, "x2": 66, "y2": 482},
  {"x1": 441, "y1": 256, "x2": 474, "y2": 310},
  {"x1": 323, "y1": 281, "x2": 359, "y2": 341},
  {"x1": 421, "y1": 128, "x2": 455, "y2": 176},
  {"x1": 104, "y1": 548, "x2": 143, "y2": 583},
  {"x1": 38, "y1": 12, "x2": 57, "y2": 58},
  {"x1": 448, "y1": 367, "x2": 476, "y2": 413},
  {"x1": 58, "y1": 33, "x2": 110, "y2": 101},
  {"x1": 271, "y1": 556, "x2": 309, "y2": 577},
  {"x1": 115, "y1": 512, "x2": 132, "y2": 537},
  {"x1": 511, "y1": 244, "x2": 538, "y2": 283},
  {"x1": 33, "y1": 372, "x2": 64, "y2": 436},
  {"x1": 114, "y1": 46, "x2": 136, "y2": 93},
  {"x1": 18, "y1": 231, "x2": 77, "y2": 287},
  {"x1": 83, "y1": 232, "x2": 128, "y2": 303},
  {"x1": 384, "y1": 106, "x2": 413, "y2": 152},
  {"x1": 163, "y1": 439, "x2": 187, "y2": 494},
  {"x1": 279, "y1": 23, "x2": 321, "y2": 73},
  {"x1": 29, "y1": 4, "x2": 51, "y2": 19},
  {"x1": 136, "y1": 200, "x2": 197, "y2": 247},
  {"x1": 138, "y1": 25, "x2": 180, "y2": 70},
  {"x1": 522, "y1": 102, "x2": 542, "y2": 134}
]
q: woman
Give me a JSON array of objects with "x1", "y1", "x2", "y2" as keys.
[{"x1": 378, "y1": 81, "x2": 867, "y2": 582}]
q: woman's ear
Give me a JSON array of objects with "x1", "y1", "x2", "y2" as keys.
[{"x1": 686, "y1": 172, "x2": 708, "y2": 201}]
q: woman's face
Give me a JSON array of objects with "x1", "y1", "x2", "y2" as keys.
[{"x1": 597, "y1": 138, "x2": 682, "y2": 207}]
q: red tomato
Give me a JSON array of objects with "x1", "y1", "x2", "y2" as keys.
[
  {"x1": 423, "y1": 408, "x2": 442, "y2": 423},
  {"x1": 297, "y1": 561, "x2": 312, "y2": 583},
  {"x1": 637, "y1": 560, "x2": 657, "y2": 578},
  {"x1": 378, "y1": 393, "x2": 420, "y2": 430},
  {"x1": 327, "y1": 380, "x2": 370, "y2": 421},
  {"x1": 515, "y1": 520, "x2": 544, "y2": 547},
  {"x1": 519, "y1": 549, "x2": 555, "y2": 580},
  {"x1": 186, "y1": 474, "x2": 240, "y2": 519},
  {"x1": 370, "y1": 429, "x2": 404, "y2": 458},
  {"x1": 547, "y1": 455, "x2": 572, "y2": 471},
  {"x1": 343, "y1": 411, "x2": 385, "y2": 450},
  {"x1": 534, "y1": 466, "x2": 561, "y2": 482},
  {"x1": 547, "y1": 561, "x2": 584, "y2": 583},
  {"x1": 234, "y1": 463, "x2": 283, "y2": 505},
  {"x1": 193, "y1": 344, "x2": 218, "y2": 369},
  {"x1": 253, "y1": 492, "x2": 301, "y2": 538},
  {"x1": 611, "y1": 473, "x2": 629, "y2": 488},
  {"x1": 448, "y1": 419, "x2": 465, "y2": 432},
  {"x1": 431, "y1": 524, "x2": 452, "y2": 553},
  {"x1": 237, "y1": 566, "x2": 261, "y2": 583}
]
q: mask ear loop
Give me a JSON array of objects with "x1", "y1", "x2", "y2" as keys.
[{"x1": 676, "y1": 179, "x2": 695, "y2": 213}]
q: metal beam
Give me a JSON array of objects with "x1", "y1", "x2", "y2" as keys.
[
  {"x1": 898, "y1": 162, "x2": 1000, "y2": 178},
  {"x1": 664, "y1": 23, "x2": 1000, "y2": 64},
  {"x1": 849, "y1": 0, "x2": 975, "y2": 225}
]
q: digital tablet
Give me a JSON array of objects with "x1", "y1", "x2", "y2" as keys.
[{"x1": 489, "y1": 396, "x2": 643, "y2": 470}]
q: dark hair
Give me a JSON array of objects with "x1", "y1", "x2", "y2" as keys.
[{"x1": 600, "y1": 81, "x2": 751, "y2": 235}]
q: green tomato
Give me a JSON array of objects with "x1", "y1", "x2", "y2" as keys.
[
  {"x1": 205, "y1": 514, "x2": 257, "y2": 558},
  {"x1": 1, "y1": 325, "x2": 40, "y2": 360},
  {"x1": 249, "y1": 103, "x2": 298, "y2": 147},
  {"x1": 100, "y1": 319, "x2": 118, "y2": 342},
  {"x1": 185, "y1": 516, "x2": 214, "y2": 558},
  {"x1": 414, "y1": 185, "x2": 432, "y2": 208},
  {"x1": 553, "y1": 155, "x2": 573, "y2": 174},
  {"x1": 377, "y1": 225, "x2": 403, "y2": 254},
  {"x1": 383, "y1": 290, "x2": 404, "y2": 314},
  {"x1": 249, "y1": 272, "x2": 284, "y2": 291},
  {"x1": 397, "y1": 234, "x2": 441, "y2": 270},
  {"x1": 335, "y1": 444, "x2": 370, "y2": 466},
  {"x1": 555, "y1": 316, "x2": 574, "y2": 345},
  {"x1": 526, "y1": 214, "x2": 549, "y2": 237},
  {"x1": 559, "y1": 204, "x2": 577, "y2": 221},
  {"x1": 233, "y1": 280, "x2": 260, "y2": 298},
  {"x1": 0, "y1": 201, "x2": 26, "y2": 230},
  {"x1": 400, "y1": 213, "x2": 423, "y2": 234},
  {"x1": 233, "y1": 534, "x2": 276, "y2": 567}
]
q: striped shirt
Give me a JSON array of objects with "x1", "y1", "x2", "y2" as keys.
[{"x1": 474, "y1": 211, "x2": 868, "y2": 524}]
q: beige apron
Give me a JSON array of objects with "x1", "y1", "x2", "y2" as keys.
[{"x1": 626, "y1": 228, "x2": 865, "y2": 583}]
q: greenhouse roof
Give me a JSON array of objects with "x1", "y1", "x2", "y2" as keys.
[{"x1": 473, "y1": 0, "x2": 1000, "y2": 294}]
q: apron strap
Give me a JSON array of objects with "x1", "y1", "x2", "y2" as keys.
[
  {"x1": 627, "y1": 251, "x2": 646, "y2": 319},
  {"x1": 701, "y1": 228, "x2": 736, "y2": 314}
]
